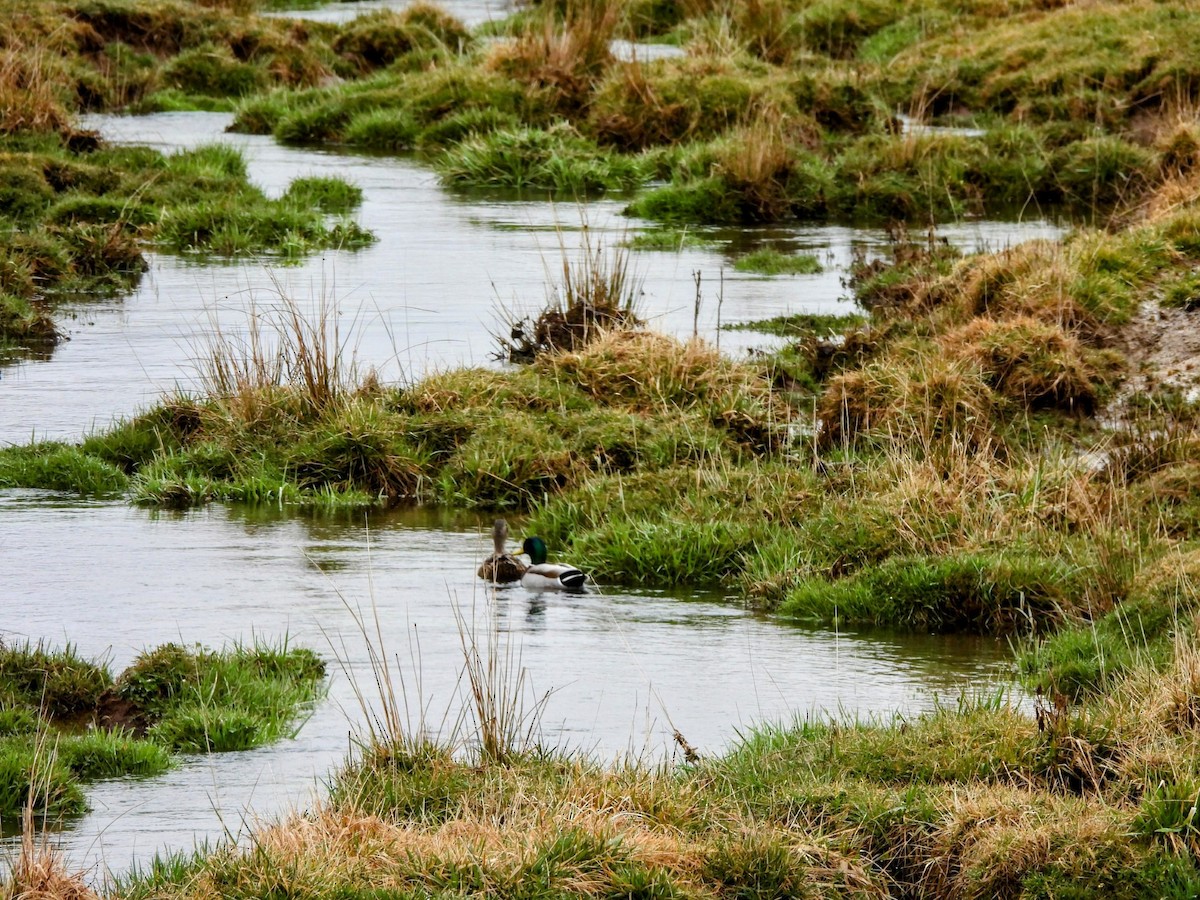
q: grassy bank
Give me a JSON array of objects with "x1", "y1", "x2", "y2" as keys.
[
  {"x1": 212, "y1": 0, "x2": 1200, "y2": 227},
  {"x1": 7, "y1": 0, "x2": 1192, "y2": 227},
  {"x1": 6, "y1": 163, "x2": 1200, "y2": 639},
  {"x1": 63, "y1": 569, "x2": 1200, "y2": 900},
  {"x1": 0, "y1": 133, "x2": 373, "y2": 349},
  {"x1": 0, "y1": 639, "x2": 325, "y2": 823}
]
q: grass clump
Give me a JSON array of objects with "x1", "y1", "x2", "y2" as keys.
[
  {"x1": 0, "y1": 638, "x2": 325, "y2": 823},
  {"x1": 282, "y1": 176, "x2": 364, "y2": 214},
  {"x1": 0, "y1": 442, "x2": 129, "y2": 495},
  {"x1": 1021, "y1": 548, "x2": 1200, "y2": 700},
  {"x1": 437, "y1": 125, "x2": 647, "y2": 194},
  {"x1": 332, "y1": 6, "x2": 471, "y2": 74},
  {"x1": 121, "y1": 642, "x2": 326, "y2": 752},
  {"x1": 732, "y1": 247, "x2": 823, "y2": 275},
  {"x1": 780, "y1": 551, "x2": 1082, "y2": 634}
]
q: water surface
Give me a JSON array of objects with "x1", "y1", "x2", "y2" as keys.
[
  {"x1": 1, "y1": 111, "x2": 1063, "y2": 444},
  {"x1": 1, "y1": 493, "x2": 1014, "y2": 881},
  {"x1": 1, "y1": 108, "x2": 1044, "y2": 882}
]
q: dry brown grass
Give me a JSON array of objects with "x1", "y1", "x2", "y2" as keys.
[
  {"x1": 713, "y1": 115, "x2": 807, "y2": 222},
  {"x1": 816, "y1": 355, "x2": 996, "y2": 452},
  {"x1": 163, "y1": 765, "x2": 884, "y2": 900},
  {"x1": 486, "y1": 0, "x2": 619, "y2": 113},
  {"x1": 197, "y1": 282, "x2": 353, "y2": 425},
  {"x1": 1, "y1": 814, "x2": 98, "y2": 900},
  {"x1": 498, "y1": 227, "x2": 643, "y2": 362},
  {"x1": 928, "y1": 786, "x2": 1122, "y2": 900},
  {"x1": 541, "y1": 329, "x2": 779, "y2": 416},
  {"x1": 943, "y1": 315, "x2": 1100, "y2": 413},
  {"x1": 929, "y1": 240, "x2": 1091, "y2": 331},
  {"x1": 587, "y1": 60, "x2": 693, "y2": 149},
  {"x1": 853, "y1": 438, "x2": 1112, "y2": 554},
  {"x1": 0, "y1": 45, "x2": 71, "y2": 134}
]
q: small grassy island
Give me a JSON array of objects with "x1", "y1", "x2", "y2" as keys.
[
  {"x1": 6, "y1": 0, "x2": 1200, "y2": 895},
  {"x1": 0, "y1": 640, "x2": 326, "y2": 823}
]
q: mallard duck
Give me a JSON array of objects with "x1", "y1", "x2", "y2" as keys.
[
  {"x1": 519, "y1": 536, "x2": 586, "y2": 591},
  {"x1": 477, "y1": 518, "x2": 527, "y2": 584}
]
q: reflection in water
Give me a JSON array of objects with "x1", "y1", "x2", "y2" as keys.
[
  {"x1": 1, "y1": 493, "x2": 1015, "y2": 880},
  {"x1": 0, "y1": 342, "x2": 56, "y2": 370}
]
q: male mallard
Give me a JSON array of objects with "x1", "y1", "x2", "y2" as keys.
[
  {"x1": 477, "y1": 518, "x2": 526, "y2": 584},
  {"x1": 519, "y1": 536, "x2": 586, "y2": 591}
]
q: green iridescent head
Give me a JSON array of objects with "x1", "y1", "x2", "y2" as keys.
[{"x1": 520, "y1": 536, "x2": 548, "y2": 565}]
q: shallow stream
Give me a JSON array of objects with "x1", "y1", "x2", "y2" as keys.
[
  {"x1": 2, "y1": 494, "x2": 1015, "y2": 881},
  {"x1": 1, "y1": 55, "x2": 1059, "y2": 883}
]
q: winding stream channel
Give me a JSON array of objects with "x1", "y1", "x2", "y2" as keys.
[{"x1": 1, "y1": 1, "x2": 1066, "y2": 881}]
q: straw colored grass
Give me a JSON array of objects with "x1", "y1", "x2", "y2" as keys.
[
  {"x1": 1, "y1": 817, "x2": 98, "y2": 900},
  {"x1": 0, "y1": 46, "x2": 71, "y2": 134},
  {"x1": 486, "y1": 0, "x2": 620, "y2": 114}
]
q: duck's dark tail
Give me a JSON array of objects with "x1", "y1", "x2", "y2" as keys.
[{"x1": 561, "y1": 568, "x2": 587, "y2": 590}]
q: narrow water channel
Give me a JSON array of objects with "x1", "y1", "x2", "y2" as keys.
[
  {"x1": 2, "y1": 101, "x2": 1053, "y2": 882},
  {"x1": 1, "y1": 493, "x2": 1014, "y2": 881},
  {"x1": 1, "y1": 110, "x2": 1063, "y2": 443}
]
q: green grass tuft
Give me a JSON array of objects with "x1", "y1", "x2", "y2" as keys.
[
  {"x1": 0, "y1": 442, "x2": 129, "y2": 495},
  {"x1": 732, "y1": 248, "x2": 823, "y2": 275}
]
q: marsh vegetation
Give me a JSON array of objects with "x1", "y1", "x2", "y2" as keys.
[
  {"x1": 0, "y1": 640, "x2": 325, "y2": 824},
  {"x1": 6, "y1": 0, "x2": 1200, "y2": 894}
]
